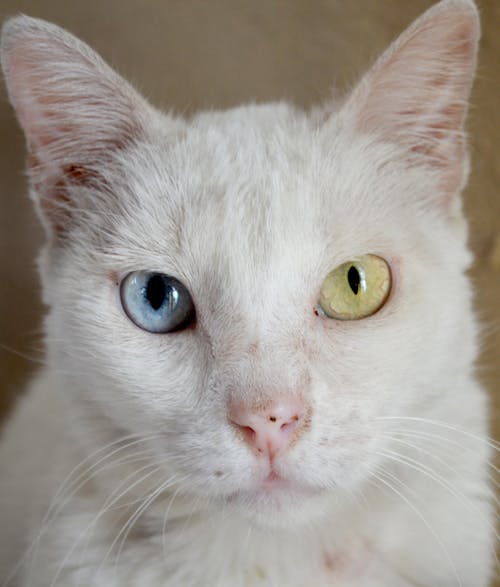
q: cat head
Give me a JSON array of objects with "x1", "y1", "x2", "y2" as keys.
[{"x1": 1, "y1": 0, "x2": 480, "y2": 527}]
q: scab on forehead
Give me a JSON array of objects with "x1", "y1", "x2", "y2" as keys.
[{"x1": 29, "y1": 155, "x2": 105, "y2": 239}]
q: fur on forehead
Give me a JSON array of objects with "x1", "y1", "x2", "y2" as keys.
[
  {"x1": 1, "y1": 0, "x2": 478, "y2": 251},
  {"x1": 105, "y1": 103, "x2": 463, "y2": 266}
]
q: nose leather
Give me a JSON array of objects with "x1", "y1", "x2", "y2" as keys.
[{"x1": 229, "y1": 396, "x2": 306, "y2": 460}]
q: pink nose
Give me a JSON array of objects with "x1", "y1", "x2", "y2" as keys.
[{"x1": 229, "y1": 397, "x2": 306, "y2": 460}]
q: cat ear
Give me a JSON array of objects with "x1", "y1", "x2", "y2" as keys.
[
  {"x1": 340, "y1": 0, "x2": 480, "y2": 198},
  {"x1": 1, "y1": 15, "x2": 154, "y2": 237}
]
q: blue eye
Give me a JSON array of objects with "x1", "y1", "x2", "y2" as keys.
[{"x1": 120, "y1": 271, "x2": 195, "y2": 333}]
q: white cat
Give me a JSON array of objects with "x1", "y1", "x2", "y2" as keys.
[{"x1": 0, "y1": 0, "x2": 495, "y2": 585}]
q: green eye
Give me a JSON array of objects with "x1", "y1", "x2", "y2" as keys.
[{"x1": 318, "y1": 254, "x2": 391, "y2": 320}]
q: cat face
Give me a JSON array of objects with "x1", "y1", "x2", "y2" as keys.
[{"x1": 1, "y1": 0, "x2": 480, "y2": 527}]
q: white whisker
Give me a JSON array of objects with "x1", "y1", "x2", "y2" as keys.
[
  {"x1": 369, "y1": 467, "x2": 464, "y2": 587},
  {"x1": 50, "y1": 463, "x2": 164, "y2": 587},
  {"x1": 162, "y1": 485, "x2": 183, "y2": 558},
  {"x1": 376, "y1": 416, "x2": 500, "y2": 451},
  {"x1": 112, "y1": 474, "x2": 179, "y2": 576},
  {"x1": 385, "y1": 428, "x2": 500, "y2": 478},
  {"x1": 380, "y1": 432, "x2": 500, "y2": 505},
  {"x1": 2, "y1": 434, "x2": 158, "y2": 587},
  {"x1": 377, "y1": 447, "x2": 500, "y2": 568}
]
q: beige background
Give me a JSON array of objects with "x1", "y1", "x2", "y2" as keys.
[{"x1": 0, "y1": 0, "x2": 498, "y2": 580}]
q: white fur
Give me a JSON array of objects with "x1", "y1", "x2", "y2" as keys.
[{"x1": 0, "y1": 1, "x2": 495, "y2": 585}]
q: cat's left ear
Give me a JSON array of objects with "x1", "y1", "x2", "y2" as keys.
[
  {"x1": 339, "y1": 0, "x2": 480, "y2": 200},
  {"x1": 1, "y1": 15, "x2": 157, "y2": 238}
]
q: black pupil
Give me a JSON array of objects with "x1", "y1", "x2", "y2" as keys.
[
  {"x1": 347, "y1": 266, "x2": 360, "y2": 295},
  {"x1": 146, "y1": 275, "x2": 169, "y2": 310}
]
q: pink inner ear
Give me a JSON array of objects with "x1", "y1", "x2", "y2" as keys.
[
  {"x1": 3, "y1": 40, "x2": 76, "y2": 150},
  {"x1": 5, "y1": 45, "x2": 138, "y2": 159},
  {"x1": 1, "y1": 14, "x2": 148, "y2": 162},
  {"x1": 344, "y1": 0, "x2": 479, "y2": 193}
]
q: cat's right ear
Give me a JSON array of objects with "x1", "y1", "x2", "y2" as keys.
[
  {"x1": 336, "y1": 0, "x2": 480, "y2": 205},
  {"x1": 1, "y1": 15, "x2": 155, "y2": 238}
]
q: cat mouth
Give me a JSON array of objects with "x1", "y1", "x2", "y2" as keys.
[
  {"x1": 261, "y1": 470, "x2": 292, "y2": 489},
  {"x1": 227, "y1": 470, "x2": 322, "y2": 505}
]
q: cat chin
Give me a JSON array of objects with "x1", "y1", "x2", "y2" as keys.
[{"x1": 222, "y1": 482, "x2": 330, "y2": 529}]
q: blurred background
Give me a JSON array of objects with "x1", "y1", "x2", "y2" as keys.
[{"x1": 0, "y1": 0, "x2": 498, "y2": 576}]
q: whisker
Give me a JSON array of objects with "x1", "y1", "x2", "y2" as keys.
[
  {"x1": 0, "y1": 342, "x2": 45, "y2": 366},
  {"x1": 50, "y1": 463, "x2": 164, "y2": 587},
  {"x1": 385, "y1": 428, "x2": 500, "y2": 477},
  {"x1": 112, "y1": 473, "x2": 179, "y2": 576},
  {"x1": 369, "y1": 467, "x2": 464, "y2": 587},
  {"x1": 29, "y1": 442, "x2": 159, "y2": 572},
  {"x1": 380, "y1": 431, "x2": 500, "y2": 501},
  {"x1": 2, "y1": 434, "x2": 158, "y2": 587},
  {"x1": 377, "y1": 448, "x2": 500, "y2": 570},
  {"x1": 376, "y1": 416, "x2": 500, "y2": 451},
  {"x1": 177, "y1": 494, "x2": 203, "y2": 545},
  {"x1": 162, "y1": 485, "x2": 183, "y2": 558}
]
